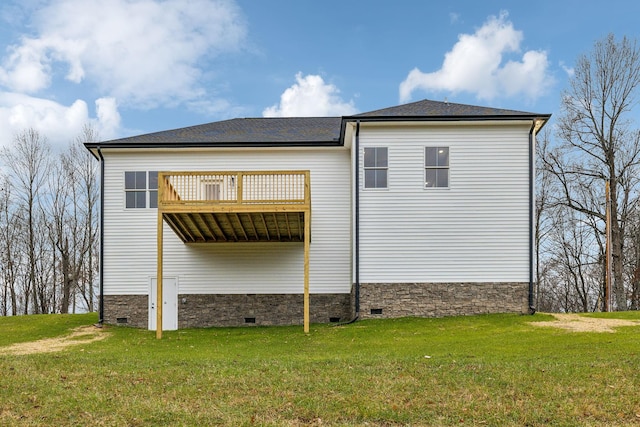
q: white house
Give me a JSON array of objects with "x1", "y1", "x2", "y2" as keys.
[{"x1": 84, "y1": 99, "x2": 550, "y2": 333}]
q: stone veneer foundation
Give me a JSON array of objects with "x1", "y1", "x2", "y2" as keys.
[
  {"x1": 178, "y1": 294, "x2": 353, "y2": 328},
  {"x1": 357, "y1": 282, "x2": 529, "y2": 319},
  {"x1": 103, "y1": 293, "x2": 353, "y2": 329},
  {"x1": 103, "y1": 295, "x2": 149, "y2": 328},
  {"x1": 103, "y1": 282, "x2": 527, "y2": 328}
]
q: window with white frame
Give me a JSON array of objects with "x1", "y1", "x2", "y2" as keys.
[
  {"x1": 363, "y1": 147, "x2": 388, "y2": 189},
  {"x1": 425, "y1": 147, "x2": 449, "y2": 188},
  {"x1": 125, "y1": 171, "x2": 158, "y2": 208},
  {"x1": 201, "y1": 180, "x2": 221, "y2": 200},
  {"x1": 148, "y1": 171, "x2": 158, "y2": 208}
]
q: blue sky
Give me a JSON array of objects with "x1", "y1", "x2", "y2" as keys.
[{"x1": 0, "y1": 0, "x2": 638, "y2": 149}]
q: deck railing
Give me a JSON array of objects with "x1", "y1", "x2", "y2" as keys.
[{"x1": 158, "y1": 171, "x2": 310, "y2": 207}]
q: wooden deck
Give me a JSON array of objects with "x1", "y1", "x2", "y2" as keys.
[
  {"x1": 155, "y1": 171, "x2": 312, "y2": 338},
  {"x1": 158, "y1": 171, "x2": 311, "y2": 243}
]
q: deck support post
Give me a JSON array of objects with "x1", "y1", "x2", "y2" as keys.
[
  {"x1": 156, "y1": 210, "x2": 163, "y2": 339},
  {"x1": 303, "y1": 209, "x2": 310, "y2": 333}
]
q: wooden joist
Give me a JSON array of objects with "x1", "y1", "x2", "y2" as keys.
[{"x1": 164, "y1": 211, "x2": 306, "y2": 243}]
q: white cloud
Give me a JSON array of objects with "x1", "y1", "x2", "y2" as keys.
[
  {"x1": 399, "y1": 11, "x2": 553, "y2": 103},
  {"x1": 560, "y1": 61, "x2": 575, "y2": 78},
  {"x1": 0, "y1": 39, "x2": 53, "y2": 92},
  {"x1": 0, "y1": 93, "x2": 120, "y2": 149},
  {"x1": 0, "y1": 0, "x2": 247, "y2": 149},
  {"x1": 0, "y1": 0, "x2": 246, "y2": 107},
  {"x1": 263, "y1": 73, "x2": 357, "y2": 117},
  {"x1": 94, "y1": 97, "x2": 121, "y2": 141}
]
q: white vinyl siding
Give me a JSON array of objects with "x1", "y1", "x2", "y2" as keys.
[
  {"x1": 102, "y1": 148, "x2": 351, "y2": 295},
  {"x1": 358, "y1": 122, "x2": 531, "y2": 283}
]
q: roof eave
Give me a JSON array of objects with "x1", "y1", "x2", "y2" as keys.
[
  {"x1": 84, "y1": 140, "x2": 343, "y2": 150},
  {"x1": 340, "y1": 113, "x2": 551, "y2": 138},
  {"x1": 342, "y1": 114, "x2": 551, "y2": 122}
]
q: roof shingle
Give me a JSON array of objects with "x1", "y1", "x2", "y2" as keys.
[
  {"x1": 353, "y1": 99, "x2": 541, "y2": 117},
  {"x1": 88, "y1": 99, "x2": 548, "y2": 149},
  {"x1": 94, "y1": 117, "x2": 342, "y2": 147}
]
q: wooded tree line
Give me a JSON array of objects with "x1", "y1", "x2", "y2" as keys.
[
  {"x1": 0, "y1": 126, "x2": 99, "y2": 316},
  {"x1": 1, "y1": 34, "x2": 639, "y2": 317},
  {"x1": 535, "y1": 34, "x2": 640, "y2": 312}
]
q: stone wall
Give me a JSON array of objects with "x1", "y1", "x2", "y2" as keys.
[
  {"x1": 103, "y1": 283, "x2": 528, "y2": 329},
  {"x1": 103, "y1": 295, "x2": 148, "y2": 328},
  {"x1": 178, "y1": 293, "x2": 352, "y2": 328},
  {"x1": 103, "y1": 293, "x2": 353, "y2": 328},
  {"x1": 357, "y1": 282, "x2": 529, "y2": 319}
]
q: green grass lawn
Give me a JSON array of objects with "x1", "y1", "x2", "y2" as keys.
[{"x1": 1, "y1": 312, "x2": 640, "y2": 426}]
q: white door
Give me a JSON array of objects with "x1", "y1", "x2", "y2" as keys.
[{"x1": 149, "y1": 277, "x2": 178, "y2": 331}]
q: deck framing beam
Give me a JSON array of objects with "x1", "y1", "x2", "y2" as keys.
[
  {"x1": 234, "y1": 213, "x2": 249, "y2": 241},
  {"x1": 186, "y1": 213, "x2": 206, "y2": 241},
  {"x1": 272, "y1": 213, "x2": 281, "y2": 240},
  {"x1": 205, "y1": 213, "x2": 228, "y2": 241},
  {"x1": 199, "y1": 214, "x2": 218, "y2": 241},
  {"x1": 259, "y1": 213, "x2": 270, "y2": 241}
]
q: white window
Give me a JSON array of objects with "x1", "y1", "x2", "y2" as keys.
[
  {"x1": 425, "y1": 147, "x2": 449, "y2": 188},
  {"x1": 148, "y1": 171, "x2": 158, "y2": 208},
  {"x1": 364, "y1": 147, "x2": 388, "y2": 189},
  {"x1": 202, "y1": 181, "x2": 221, "y2": 200},
  {"x1": 125, "y1": 171, "x2": 158, "y2": 208}
]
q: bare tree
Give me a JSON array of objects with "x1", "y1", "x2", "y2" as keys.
[
  {"x1": 0, "y1": 125, "x2": 99, "y2": 317},
  {"x1": 48, "y1": 158, "x2": 73, "y2": 313},
  {"x1": 67, "y1": 126, "x2": 100, "y2": 312},
  {"x1": 554, "y1": 208, "x2": 602, "y2": 311},
  {"x1": 535, "y1": 129, "x2": 558, "y2": 309},
  {"x1": 1, "y1": 129, "x2": 51, "y2": 314},
  {"x1": 46, "y1": 125, "x2": 100, "y2": 314},
  {"x1": 626, "y1": 202, "x2": 640, "y2": 309},
  {"x1": 548, "y1": 34, "x2": 640, "y2": 310},
  {"x1": 82, "y1": 127, "x2": 99, "y2": 311},
  {"x1": 32, "y1": 211, "x2": 54, "y2": 313},
  {"x1": 0, "y1": 175, "x2": 22, "y2": 315}
]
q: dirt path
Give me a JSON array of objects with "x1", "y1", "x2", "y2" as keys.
[
  {"x1": 0, "y1": 325, "x2": 109, "y2": 356},
  {"x1": 532, "y1": 313, "x2": 640, "y2": 333}
]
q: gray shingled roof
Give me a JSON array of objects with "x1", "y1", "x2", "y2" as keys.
[
  {"x1": 87, "y1": 99, "x2": 548, "y2": 149},
  {"x1": 91, "y1": 117, "x2": 342, "y2": 147},
  {"x1": 353, "y1": 99, "x2": 541, "y2": 118}
]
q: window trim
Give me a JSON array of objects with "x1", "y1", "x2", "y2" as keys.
[
  {"x1": 424, "y1": 146, "x2": 450, "y2": 189},
  {"x1": 363, "y1": 146, "x2": 389, "y2": 190},
  {"x1": 124, "y1": 171, "x2": 158, "y2": 209},
  {"x1": 148, "y1": 171, "x2": 158, "y2": 208},
  {"x1": 201, "y1": 179, "x2": 222, "y2": 200}
]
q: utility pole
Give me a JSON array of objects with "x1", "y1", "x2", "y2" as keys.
[{"x1": 605, "y1": 180, "x2": 612, "y2": 312}]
